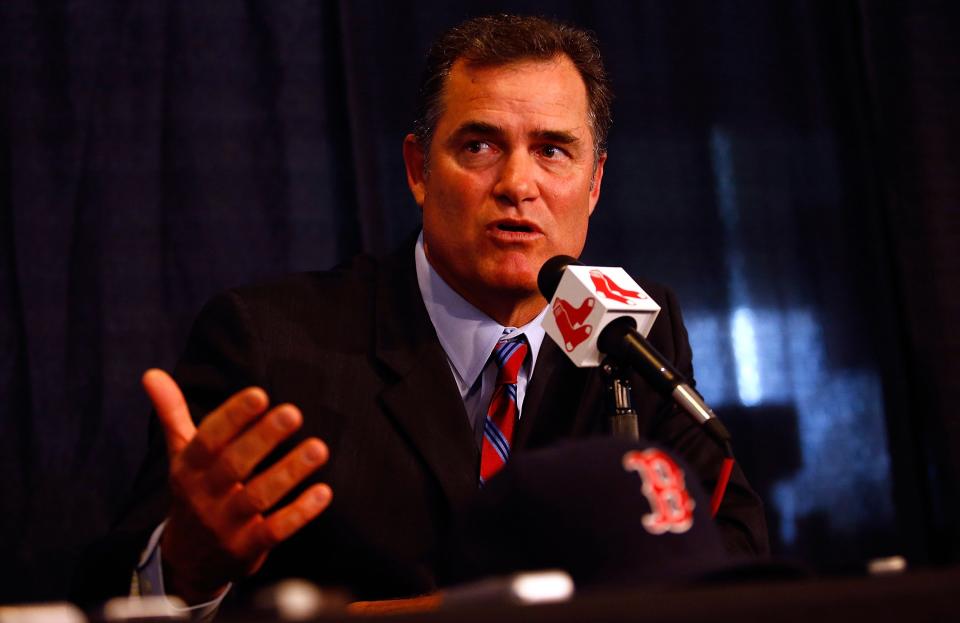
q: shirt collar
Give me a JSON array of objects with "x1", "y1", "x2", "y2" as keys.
[{"x1": 414, "y1": 232, "x2": 547, "y2": 389}]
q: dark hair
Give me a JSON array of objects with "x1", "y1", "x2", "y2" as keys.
[{"x1": 413, "y1": 14, "x2": 613, "y2": 164}]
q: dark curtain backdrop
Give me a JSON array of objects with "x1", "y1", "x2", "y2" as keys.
[{"x1": 1, "y1": 0, "x2": 958, "y2": 602}]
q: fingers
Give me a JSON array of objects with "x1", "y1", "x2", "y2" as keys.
[
  {"x1": 182, "y1": 386, "x2": 270, "y2": 467},
  {"x1": 222, "y1": 483, "x2": 332, "y2": 566},
  {"x1": 206, "y1": 405, "x2": 304, "y2": 492},
  {"x1": 225, "y1": 438, "x2": 329, "y2": 517},
  {"x1": 259, "y1": 483, "x2": 332, "y2": 547},
  {"x1": 143, "y1": 369, "x2": 196, "y2": 458}
]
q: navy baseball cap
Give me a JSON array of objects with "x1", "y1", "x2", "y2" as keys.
[{"x1": 438, "y1": 437, "x2": 800, "y2": 590}]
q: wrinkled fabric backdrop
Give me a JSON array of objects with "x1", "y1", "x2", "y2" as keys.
[{"x1": 1, "y1": 0, "x2": 958, "y2": 601}]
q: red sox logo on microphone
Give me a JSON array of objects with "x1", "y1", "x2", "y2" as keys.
[
  {"x1": 551, "y1": 296, "x2": 595, "y2": 352},
  {"x1": 589, "y1": 269, "x2": 645, "y2": 305},
  {"x1": 622, "y1": 449, "x2": 695, "y2": 534}
]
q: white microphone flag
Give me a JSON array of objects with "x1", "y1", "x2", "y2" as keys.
[{"x1": 541, "y1": 266, "x2": 661, "y2": 368}]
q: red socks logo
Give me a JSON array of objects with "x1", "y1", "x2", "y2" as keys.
[
  {"x1": 622, "y1": 449, "x2": 695, "y2": 534},
  {"x1": 590, "y1": 269, "x2": 643, "y2": 305},
  {"x1": 552, "y1": 297, "x2": 595, "y2": 352}
]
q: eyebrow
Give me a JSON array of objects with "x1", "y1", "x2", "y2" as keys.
[
  {"x1": 446, "y1": 121, "x2": 503, "y2": 147},
  {"x1": 446, "y1": 121, "x2": 582, "y2": 147},
  {"x1": 533, "y1": 128, "x2": 580, "y2": 146}
]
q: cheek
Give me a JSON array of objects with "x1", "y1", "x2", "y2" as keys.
[
  {"x1": 547, "y1": 186, "x2": 592, "y2": 228},
  {"x1": 431, "y1": 176, "x2": 489, "y2": 225},
  {"x1": 545, "y1": 200, "x2": 592, "y2": 255}
]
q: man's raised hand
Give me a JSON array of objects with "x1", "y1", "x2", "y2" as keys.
[{"x1": 142, "y1": 369, "x2": 332, "y2": 604}]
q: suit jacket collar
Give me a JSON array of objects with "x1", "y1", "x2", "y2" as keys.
[{"x1": 372, "y1": 240, "x2": 479, "y2": 510}]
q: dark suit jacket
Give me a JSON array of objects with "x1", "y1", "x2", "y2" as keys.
[{"x1": 78, "y1": 240, "x2": 767, "y2": 602}]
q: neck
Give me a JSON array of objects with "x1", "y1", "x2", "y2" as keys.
[
  {"x1": 439, "y1": 271, "x2": 547, "y2": 327},
  {"x1": 437, "y1": 270, "x2": 546, "y2": 326},
  {"x1": 473, "y1": 293, "x2": 547, "y2": 327}
]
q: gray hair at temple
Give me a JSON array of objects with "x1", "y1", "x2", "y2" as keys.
[{"x1": 412, "y1": 14, "x2": 614, "y2": 168}]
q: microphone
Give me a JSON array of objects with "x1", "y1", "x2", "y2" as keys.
[
  {"x1": 537, "y1": 256, "x2": 662, "y2": 367},
  {"x1": 538, "y1": 256, "x2": 731, "y2": 447}
]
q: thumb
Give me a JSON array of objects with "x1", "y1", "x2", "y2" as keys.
[{"x1": 142, "y1": 368, "x2": 196, "y2": 458}]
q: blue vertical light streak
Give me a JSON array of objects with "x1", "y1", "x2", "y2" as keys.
[
  {"x1": 731, "y1": 307, "x2": 762, "y2": 405},
  {"x1": 710, "y1": 127, "x2": 762, "y2": 404}
]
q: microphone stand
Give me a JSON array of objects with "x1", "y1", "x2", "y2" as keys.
[
  {"x1": 601, "y1": 354, "x2": 734, "y2": 516},
  {"x1": 601, "y1": 359, "x2": 640, "y2": 441}
]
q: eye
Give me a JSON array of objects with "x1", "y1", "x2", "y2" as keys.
[
  {"x1": 465, "y1": 140, "x2": 491, "y2": 154},
  {"x1": 455, "y1": 138, "x2": 500, "y2": 167},
  {"x1": 540, "y1": 144, "x2": 566, "y2": 159}
]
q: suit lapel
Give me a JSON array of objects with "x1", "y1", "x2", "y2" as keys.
[
  {"x1": 373, "y1": 245, "x2": 479, "y2": 510},
  {"x1": 516, "y1": 339, "x2": 602, "y2": 449},
  {"x1": 514, "y1": 339, "x2": 563, "y2": 448}
]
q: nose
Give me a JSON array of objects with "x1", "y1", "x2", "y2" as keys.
[{"x1": 493, "y1": 150, "x2": 540, "y2": 207}]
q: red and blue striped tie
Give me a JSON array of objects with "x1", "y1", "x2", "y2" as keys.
[{"x1": 480, "y1": 336, "x2": 529, "y2": 484}]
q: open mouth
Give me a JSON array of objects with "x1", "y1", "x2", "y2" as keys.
[{"x1": 497, "y1": 223, "x2": 535, "y2": 233}]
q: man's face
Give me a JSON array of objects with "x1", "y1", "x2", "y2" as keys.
[{"x1": 404, "y1": 55, "x2": 606, "y2": 320}]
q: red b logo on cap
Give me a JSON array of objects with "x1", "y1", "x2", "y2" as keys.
[{"x1": 623, "y1": 449, "x2": 695, "y2": 535}]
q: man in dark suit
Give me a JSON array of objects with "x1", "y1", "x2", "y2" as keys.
[{"x1": 132, "y1": 14, "x2": 767, "y2": 608}]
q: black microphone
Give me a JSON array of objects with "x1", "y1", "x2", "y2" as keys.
[{"x1": 538, "y1": 256, "x2": 732, "y2": 446}]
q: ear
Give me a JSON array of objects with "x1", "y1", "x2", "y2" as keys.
[
  {"x1": 587, "y1": 151, "x2": 607, "y2": 216},
  {"x1": 403, "y1": 134, "x2": 427, "y2": 207}
]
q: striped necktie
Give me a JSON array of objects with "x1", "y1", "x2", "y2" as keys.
[{"x1": 480, "y1": 336, "x2": 529, "y2": 484}]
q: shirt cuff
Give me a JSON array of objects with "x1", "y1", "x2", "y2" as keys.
[{"x1": 133, "y1": 520, "x2": 231, "y2": 620}]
